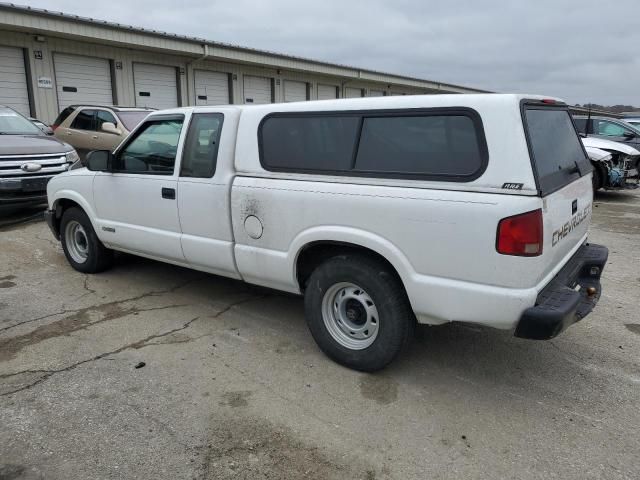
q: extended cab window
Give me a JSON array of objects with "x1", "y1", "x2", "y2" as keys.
[
  {"x1": 71, "y1": 109, "x2": 96, "y2": 130},
  {"x1": 524, "y1": 106, "x2": 590, "y2": 195},
  {"x1": 113, "y1": 117, "x2": 183, "y2": 175},
  {"x1": 259, "y1": 109, "x2": 487, "y2": 180},
  {"x1": 261, "y1": 116, "x2": 359, "y2": 171},
  {"x1": 180, "y1": 113, "x2": 223, "y2": 178}
]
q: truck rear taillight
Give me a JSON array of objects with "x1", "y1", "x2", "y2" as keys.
[{"x1": 496, "y1": 209, "x2": 543, "y2": 256}]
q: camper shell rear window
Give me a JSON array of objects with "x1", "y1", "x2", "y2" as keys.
[{"x1": 521, "y1": 102, "x2": 591, "y2": 196}]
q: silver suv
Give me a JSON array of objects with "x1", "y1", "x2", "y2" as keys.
[{"x1": 0, "y1": 106, "x2": 79, "y2": 210}]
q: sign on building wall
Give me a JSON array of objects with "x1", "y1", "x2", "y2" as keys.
[{"x1": 37, "y1": 77, "x2": 53, "y2": 89}]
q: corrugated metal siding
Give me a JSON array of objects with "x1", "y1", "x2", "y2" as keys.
[
  {"x1": 317, "y1": 84, "x2": 339, "y2": 100},
  {"x1": 53, "y1": 53, "x2": 113, "y2": 109},
  {"x1": 0, "y1": 23, "x2": 475, "y2": 123},
  {"x1": 344, "y1": 87, "x2": 364, "y2": 98},
  {"x1": 0, "y1": 5, "x2": 487, "y2": 94},
  {"x1": 133, "y1": 63, "x2": 178, "y2": 109},
  {"x1": 194, "y1": 70, "x2": 230, "y2": 105},
  {"x1": 0, "y1": 45, "x2": 30, "y2": 115},
  {"x1": 243, "y1": 75, "x2": 272, "y2": 104},
  {"x1": 283, "y1": 80, "x2": 307, "y2": 102}
]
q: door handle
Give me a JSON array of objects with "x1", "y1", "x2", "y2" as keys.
[{"x1": 161, "y1": 187, "x2": 176, "y2": 200}]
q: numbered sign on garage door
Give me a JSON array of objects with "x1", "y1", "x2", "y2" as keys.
[
  {"x1": 194, "y1": 70, "x2": 230, "y2": 106},
  {"x1": 134, "y1": 63, "x2": 178, "y2": 110},
  {"x1": 243, "y1": 75, "x2": 272, "y2": 104},
  {"x1": 54, "y1": 53, "x2": 113, "y2": 111},
  {"x1": 344, "y1": 87, "x2": 364, "y2": 98},
  {"x1": 0, "y1": 46, "x2": 30, "y2": 116},
  {"x1": 283, "y1": 80, "x2": 307, "y2": 102},
  {"x1": 317, "y1": 84, "x2": 338, "y2": 100}
]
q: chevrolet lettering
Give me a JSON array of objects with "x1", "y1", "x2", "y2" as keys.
[{"x1": 552, "y1": 205, "x2": 592, "y2": 247}]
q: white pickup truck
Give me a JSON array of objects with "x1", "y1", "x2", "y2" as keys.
[{"x1": 45, "y1": 94, "x2": 608, "y2": 371}]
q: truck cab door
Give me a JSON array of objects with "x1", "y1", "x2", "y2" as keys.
[
  {"x1": 177, "y1": 111, "x2": 240, "y2": 279},
  {"x1": 93, "y1": 114, "x2": 185, "y2": 262}
]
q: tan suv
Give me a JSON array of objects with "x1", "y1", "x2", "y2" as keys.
[{"x1": 53, "y1": 105, "x2": 154, "y2": 159}]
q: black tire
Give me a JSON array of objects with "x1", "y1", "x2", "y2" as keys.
[
  {"x1": 304, "y1": 254, "x2": 415, "y2": 372},
  {"x1": 591, "y1": 164, "x2": 603, "y2": 192},
  {"x1": 60, "y1": 207, "x2": 113, "y2": 273}
]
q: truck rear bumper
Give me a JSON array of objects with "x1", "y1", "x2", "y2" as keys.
[{"x1": 514, "y1": 243, "x2": 608, "y2": 340}]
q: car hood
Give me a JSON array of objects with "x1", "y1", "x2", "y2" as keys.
[
  {"x1": 584, "y1": 145, "x2": 612, "y2": 162},
  {"x1": 582, "y1": 136, "x2": 640, "y2": 156},
  {"x1": 0, "y1": 134, "x2": 73, "y2": 156}
]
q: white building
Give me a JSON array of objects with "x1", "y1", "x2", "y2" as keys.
[{"x1": 0, "y1": 3, "x2": 488, "y2": 123}]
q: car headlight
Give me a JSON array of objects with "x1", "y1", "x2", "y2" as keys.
[
  {"x1": 65, "y1": 150, "x2": 82, "y2": 170},
  {"x1": 65, "y1": 150, "x2": 80, "y2": 164}
]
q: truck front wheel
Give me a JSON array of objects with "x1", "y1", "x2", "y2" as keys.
[
  {"x1": 304, "y1": 254, "x2": 414, "y2": 371},
  {"x1": 60, "y1": 207, "x2": 113, "y2": 273}
]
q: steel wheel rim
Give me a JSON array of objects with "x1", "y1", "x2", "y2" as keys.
[
  {"x1": 64, "y1": 220, "x2": 89, "y2": 264},
  {"x1": 321, "y1": 282, "x2": 379, "y2": 350}
]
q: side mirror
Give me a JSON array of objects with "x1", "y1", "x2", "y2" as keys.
[
  {"x1": 101, "y1": 122, "x2": 121, "y2": 135},
  {"x1": 44, "y1": 126, "x2": 54, "y2": 136},
  {"x1": 85, "y1": 150, "x2": 112, "y2": 172}
]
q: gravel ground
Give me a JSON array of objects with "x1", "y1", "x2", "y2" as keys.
[{"x1": 0, "y1": 190, "x2": 638, "y2": 480}]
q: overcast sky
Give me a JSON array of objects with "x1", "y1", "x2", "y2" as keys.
[{"x1": 21, "y1": 0, "x2": 640, "y2": 105}]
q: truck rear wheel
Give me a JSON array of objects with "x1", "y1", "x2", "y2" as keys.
[
  {"x1": 304, "y1": 254, "x2": 414, "y2": 371},
  {"x1": 60, "y1": 207, "x2": 113, "y2": 273}
]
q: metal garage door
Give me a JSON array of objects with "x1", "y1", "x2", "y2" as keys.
[
  {"x1": 54, "y1": 53, "x2": 113, "y2": 111},
  {"x1": 243, "y1": 75, "x2": 272, "y2": 104},
  {"x1": 194, "y1": 70, "x2": 230, "y2": 106},
  {"x1": 368, "y1": 90, "x2": 384, "y2": 97},
  {"x1": 0, "y1": 46, "x2": 30, "y2": 116},
  {"x1": 134, "y1": 63, "x2": 178, "y2": 110},
  {"x1": 283, "y1": 80, "x2": 307, "y2": 102},
  {"x1": 317, "y1": 84, "x2": 338, "y2": 100},
  {"x1": 344, "y1": 87, "x2": 363, "y2": 98}
]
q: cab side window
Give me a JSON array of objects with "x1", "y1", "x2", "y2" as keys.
[
  {"x1": 96, "y1": 110, "x2": 118, "y2": 131},
  {"x1": 113, "y1": 117, "x2": 184, "y2": 175},
  {"x1": 180, "y1": 113, "x2": 224, "y2": 178},
  {"x1": 71, "y1": 109, "x2": 96, "y2": 131}
]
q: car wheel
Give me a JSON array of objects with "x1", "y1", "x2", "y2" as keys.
[
  {"x1": 304, "y1": 254, "x2": 415, "y2": 372},
  {"x1": 60, "y1": 207, "x2": 113, "y2": 273}
]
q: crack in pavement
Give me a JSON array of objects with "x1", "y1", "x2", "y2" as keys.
[
  {"x1": 83, "y1": 275, "x2": 96, "y2": 295},
  {"x1": 0, "y1": 303, "x2": 189, "y2": 362},
  {"x1": 0, "y1": 294, "x2": 264, "y2": 397},
  {"x1": 0, "y1": 277, "x2": 202, "y2": 334}
]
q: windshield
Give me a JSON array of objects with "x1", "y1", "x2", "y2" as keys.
[
  {"x1": 0, "y1": 108, "x2": 43, "y2": 135},
  {"x1": 117, "y1": 111, "x2": 151, "y2": 131},
  {"x1": 524, "y1": 106, "x2": 590, "y2": 195}
]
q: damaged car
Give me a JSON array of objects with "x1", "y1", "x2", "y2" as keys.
[{"x1": 581, "y1": 136, "x2": 639, "y2": 191}]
